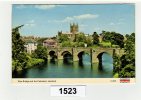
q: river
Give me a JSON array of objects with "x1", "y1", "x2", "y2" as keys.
[{"x1": 13, "y1": 53, "x2": 113, "y2": 78}]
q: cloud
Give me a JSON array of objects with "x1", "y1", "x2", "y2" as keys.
[
  {"x1": 25, "y1": 20, "x2": 36, "y2": 27},
  {"x1": 109, "y1": 21, "x2": 124, "y2": 26},
  {"x1": 73, "y1": 14, "x2": 99, "y2": 19},
  {"x1": 49, "y1": 14, "x2": 99, "y2": 23}
]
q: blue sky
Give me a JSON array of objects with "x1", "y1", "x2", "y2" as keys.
[{"x1": 12, "y1": 4, "x2": 135, "y2": 37}]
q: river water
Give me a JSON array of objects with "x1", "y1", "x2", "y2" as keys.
[{"x1": 13, "y1": 53, "x2": 113, "y2": 78}]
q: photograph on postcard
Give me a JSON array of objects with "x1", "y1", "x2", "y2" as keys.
[{"x1": 12, "y1": 4, "x2": 135, "y2": 83}]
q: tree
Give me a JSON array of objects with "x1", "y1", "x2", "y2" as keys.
[
  {"x1": 37, "y1": 37, "x2": 47, "y2": 45},
  {"x1": 12, "y1": 25, "x2": 29, "y2": 71},
  {"x1": 12, "y1": 25, "x2": 25, "y2": 59},
  {"x1": 123, "y1": 33, "x2": 135, "y2": 65},
  {"x1": 102, "y1": 31, "x2": 112, "y2": 42},
  {"x1": 92, "y1": 32, "x2": 99, "y2": 45},
  {"x1": 62, "y1": 41, "x2": 72, "y2": 47},
  {"x1": 59, "y1": 34, "x2": 69, "y2": 43},
  {"x1": 86, "y1": 36, "x2": 93, "y2": 46},
  {"x1": 32, "y1": 45, "x2": 48, "y2": 60},
  {"x1": 12, "y1": 25, "x2": 28, "y2": 71},
  {"x1": 75, "y1": 33, "x2": 86, "y2": 42},
  {"x1": 113, "y1": 33, "x2": 135, "y2": 78},
  {"x1": 111, "y1": 32, "x2": 124, "y2": 48},
  {"x1": 100, "y1": 31, "x2": 124, "y2": 48}
]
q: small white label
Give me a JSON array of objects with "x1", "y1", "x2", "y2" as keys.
[{"x1": 50, "y1": 85, "x2": 86, "y2": 97}]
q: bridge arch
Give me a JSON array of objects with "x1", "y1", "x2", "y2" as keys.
[
  {"x1": 77, "y1": 51, "x2": 90, "y2": 60},
  {"x1": 61, "y1": 51, "x2": 73, "y2": 64},
  {"x1": 97, "y1": 52, "x2": 113, "y2": 70},
  {"x1": 61, "y1": 51, "x2": 72, "y2": 56},
  {"x1": 48, "y1": 50, "x2": 57, "y2": 59}
]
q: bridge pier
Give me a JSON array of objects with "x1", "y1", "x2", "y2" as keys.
[
  {"x1": 72, "y1": 48, "x2": 79, "y2": 61},
  {"x1": 91, "y1": 49, "x2": 99, "y2": 63},
  {"x1": 47, "y1": 55, "x2": 51, "y2": 59},
  {"x1": 57, "y1": 50, "x2": 63, "y2": 60}
]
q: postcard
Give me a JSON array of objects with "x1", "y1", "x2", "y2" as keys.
[{"x1": 12, "y1": 4, "x2": 135, "y2": 84}]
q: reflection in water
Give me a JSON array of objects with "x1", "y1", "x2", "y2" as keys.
[
  {"x1": 63, "y1": 53, "x2": 73, "y2": 65},
  {"x1": 50, "y1": 58, "x2": 56, "y2": 64},
  {"x1": 79, "y1": 60, "x2": 84, "y2": 68},
  {"x1": 12, "y1": 53, "x2": 113, "y2": 78}
]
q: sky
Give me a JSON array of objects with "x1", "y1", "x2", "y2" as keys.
[{"x1": 12, "y1": 4, "x2": 135, "y2": 37}]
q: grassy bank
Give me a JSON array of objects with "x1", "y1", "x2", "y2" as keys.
[
  {"x1": 12, "y1": 56, "x2": 45, "y2": 72},
  {"x1": 25, "y1": 58, "x2": 44, "y2": 69}
]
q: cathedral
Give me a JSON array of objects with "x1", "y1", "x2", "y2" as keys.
[
  {"x1": 58, "y1": 23, "x2": 79, "y2": 41},
  {"x1": 70, "y1": 23, "x2": 79, "y2": 34}
]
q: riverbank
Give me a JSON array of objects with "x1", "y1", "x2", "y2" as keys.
[{"x1": 12, "y1": 57, "x2": 45, "y2": 72}]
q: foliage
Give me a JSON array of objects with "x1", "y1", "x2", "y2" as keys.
[
  {"x1": 85, "y1": 36, "x2": 93, "y2": 46},
  {"x1": 113, "y1": 73, "x2": 119, "y2": 78},
  {"x1": 32, "y1": 45, "x2": 48, "y2": 60},
  {"x1": 26, "y1": 56, "x2": 44, "y2": 68},
  {"x1": 75, "y1": 33, "x2": 86, "y2": 42},
  {"x1": 113, "y1": 33, "x2": 135, "y2": 78},
  {"x1": 62, "y1": 41, "x2": 73, "y2": 47},
  {"x1": 12, "y1": 25, "x2": 29, "y2": 71},
  {"x1": 111, "y1": 32, "x2": 124, "y2": 48},
  {"x1": 59, "y1": 34, "x2": 69, "y2": 43},
  {"x1": 61, "y1": 41, "x2": 85, "y2": 47},
  {"x1": 99, "y1": 41, "x2": 111, "y2": 47},
  {"x1": 101, "y1": 31, "x2": 124, "y2": 48},
  {"x1": 92, "y1": 32, "x2": 99, "y2": 45},
  {"x1": 37, "y1": 37, "x2": 48, "y2": 45},
  {"x1": 12, "y1": 25, "x2": 46, "y2": 72}
]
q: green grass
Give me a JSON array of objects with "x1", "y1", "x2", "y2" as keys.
[
  {"x1": 99, "y1": 41, "x2": 111, "y2": 47},
  {"x1": 26, "y1": 58, "x2": 44, "y2": 68},
  {"x1": 91, "y1": 45, "x2": 99, "y2": 48}
]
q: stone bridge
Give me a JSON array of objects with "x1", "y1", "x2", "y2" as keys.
[{"x1": 47, "y1": 47, "x2": 124, "y2": 63}]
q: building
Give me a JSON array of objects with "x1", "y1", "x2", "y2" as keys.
[
  {"x1": 70, "y1": 23, "x2": 79, "y2": 34},
  {"x1": 24, "y1": 40, "x2": 37, "y2": 54},
  {"x1": 43, "y1": 38, "x2": 57, "y2": 48},
  {"x1": 58, "y1": 23, "x2": 79, "y2": 41}
]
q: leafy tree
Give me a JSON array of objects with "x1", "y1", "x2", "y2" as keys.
[
  {"x1": 92, "y1": 32, "x2": 99, "y2": 45},
  {"x1": 78, "y1": 42, "x2": 85, "y2": 47},
  {"x1": 12, "y1": 25, "x2": 29, "y2": 71},
  {"x1": 111, "y1": 32, "x2": 124, "y2": 48},
  {"x1": 62, "y1": 41, "x2": 72, "y2": 47},
  {"x1": 32, "y1": 45, "x2": 48, "y2": 60},
  {"x1": 101, "y1": 31, "x2": 124, "y2": 48},
  {"x1": 86, "y1": 36, "x2": 93, "y2": 46},
  {"x1": 37, "y1": 37, "x2": 48, "y2": 45},
  {"x1": 12, "y1": 25, "x2": 25, "y2": 59},
  {"x1": 113, "y1": 33, "x2": 135, "y2": 78},
  {"x1": 75, "y1": 33, "x2": 86, "y2": 42},
  {"x1": 59, "y1": 34, "x2": 69, "y2": 43},
  {"x1": 102, "y1": 31, "x2": 112, "y2": 42}
]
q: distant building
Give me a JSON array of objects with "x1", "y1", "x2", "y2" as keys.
[
  {"x1": 70, "y1": 23, "x2": 79, "y2": 34},
  {"x1": 24, "y1": 40, "x2": 37, "y2": 54},
  {"x1": 58, "y1": 23, "x2": 79, "y2": 41},
  {"x1": 43, "y1": 38, "x2": 57, "y2": 48}
]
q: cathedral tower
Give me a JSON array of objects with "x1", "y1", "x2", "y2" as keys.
[{"x1": 70, "y1": 23, "x2": 79, "y2": 34}]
